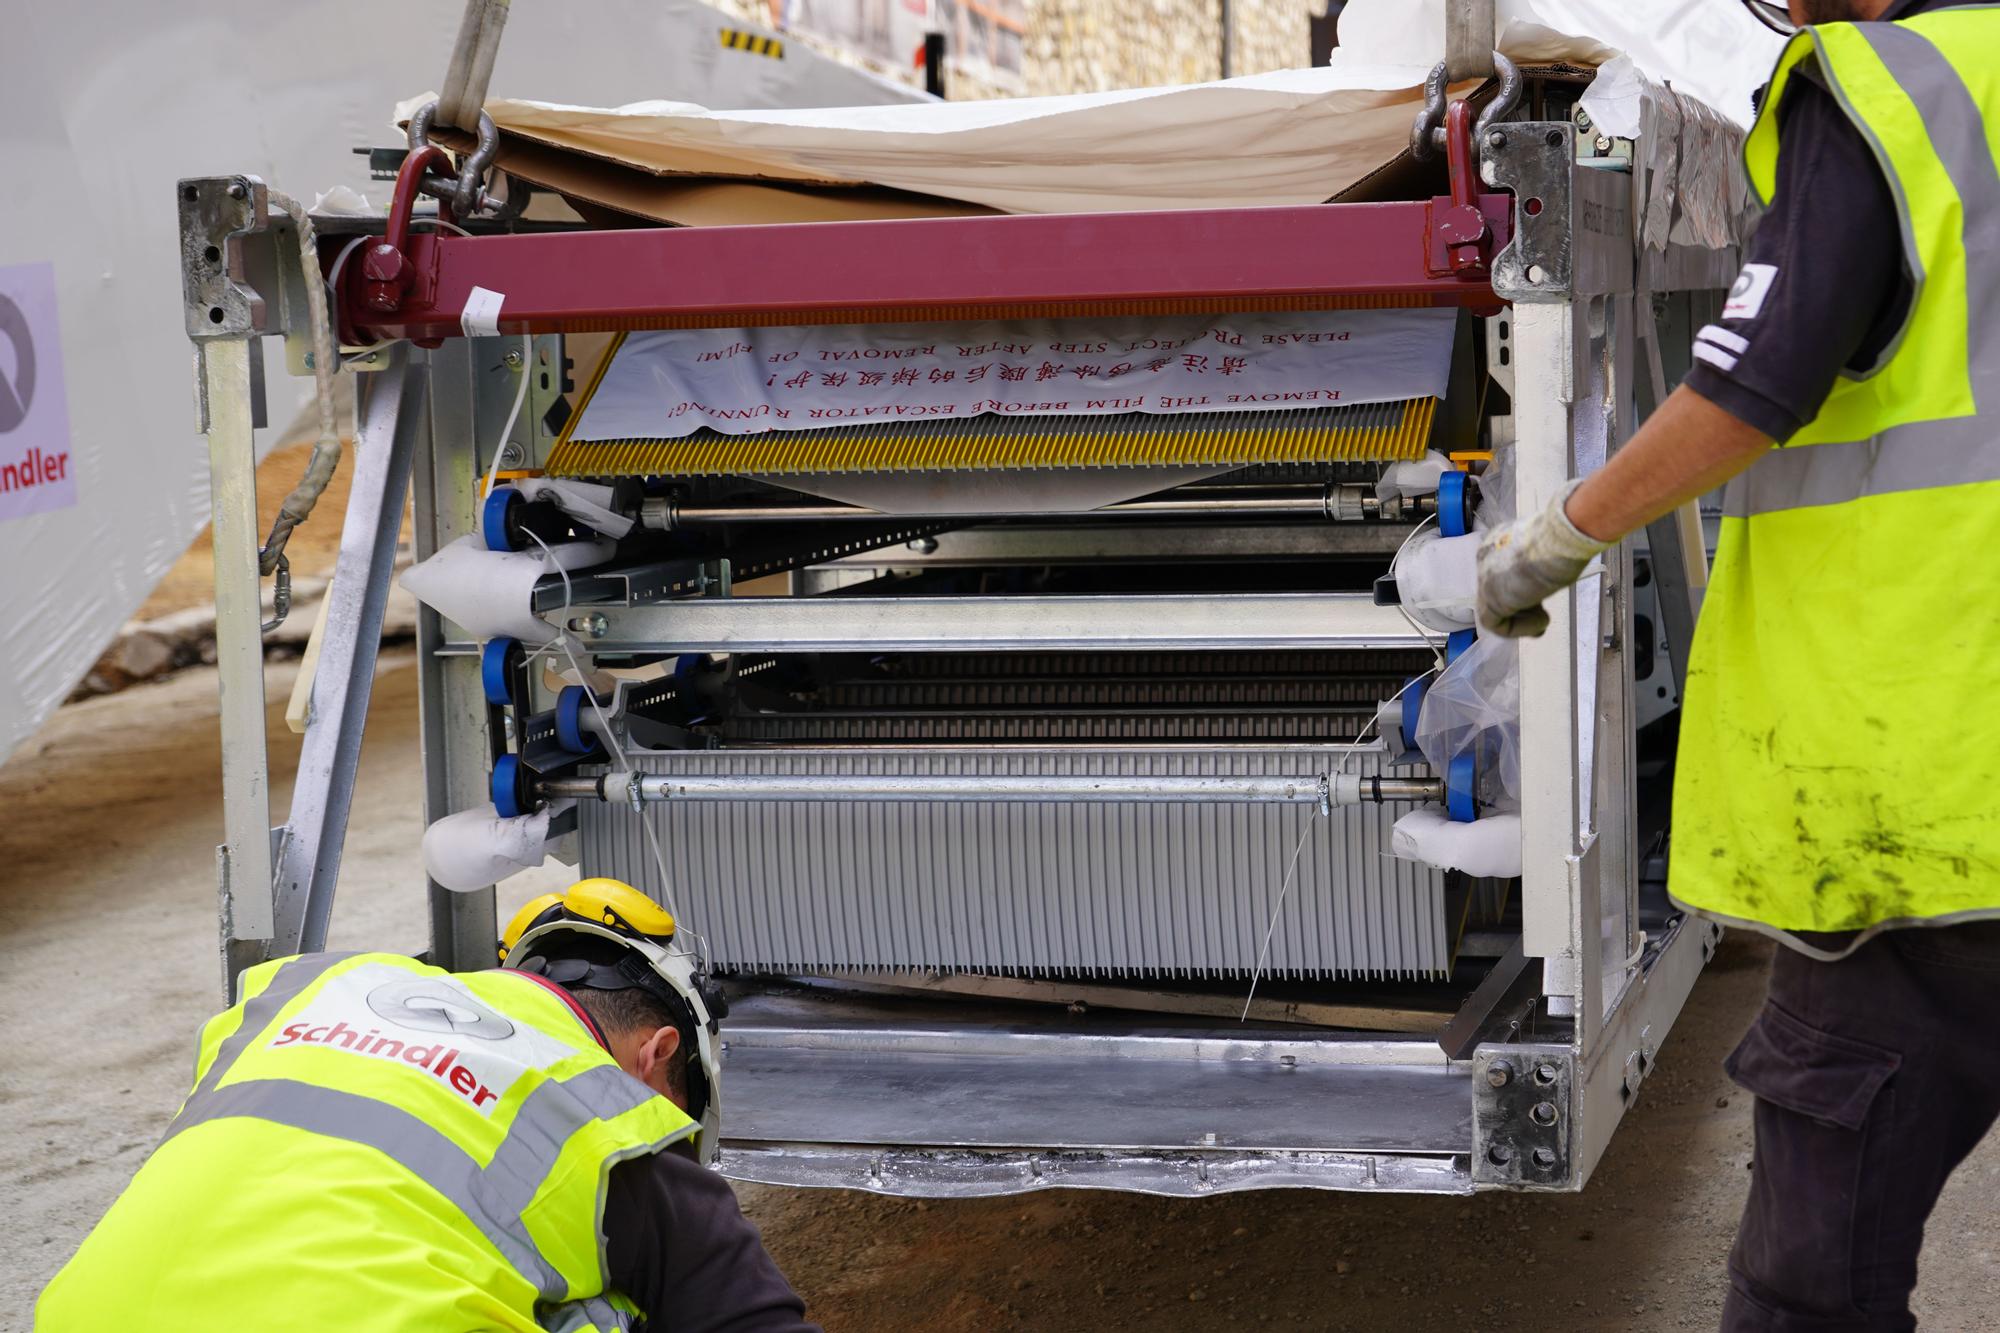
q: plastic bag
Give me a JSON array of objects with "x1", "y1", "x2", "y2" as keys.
[{"x1": 1415, "y1": 633, "x2": 1521, "y2": 810}]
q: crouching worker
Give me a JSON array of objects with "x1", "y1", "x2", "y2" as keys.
[{"x1": 37, "y1": 879, "x2": 817, "y2": 1333}]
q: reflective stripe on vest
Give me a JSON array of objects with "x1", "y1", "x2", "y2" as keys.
[
  {"x1": 163, "y1": 1061, "x2": 661, "y2": 1300},
  {"x1": 542, "y1": 1294, "x2": 640, "y2": 1333}
]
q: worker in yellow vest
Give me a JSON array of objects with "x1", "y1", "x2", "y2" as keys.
[
  {"x1": 1480, "y1": 1, "x2": 2000, "y2": 1326},
  {"x1": 35, "y1": 880, "x2": 817, "y2": 1333}
]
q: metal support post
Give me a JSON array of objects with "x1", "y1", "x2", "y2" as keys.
[
  {"x1": 412, "y1": 341, "x2": 501, "y2": 968},
  {"x1": 269, "y1": 355, "x2": 427, "y2": 955},
  {"x1": 201, "y1": 338, "x2": 276, "y2": 987},
  {"x1": 1512, "y1": 301, "x2": 1604, "y2": 1046}
]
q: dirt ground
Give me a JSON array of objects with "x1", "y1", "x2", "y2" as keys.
[{"x1": 5, "y1": 660, "x2": 1999, "y2": 1331}]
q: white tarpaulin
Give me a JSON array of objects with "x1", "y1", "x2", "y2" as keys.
[
  {"x1": 0, "y1": 0, "x2": 922, "y2": 767},
  {"x1": 570, "y1": 309, "x2": 1456, "y2": 442},
  {"x1": 465, "y1": 0, "x2": 1781, "y2": 216}
]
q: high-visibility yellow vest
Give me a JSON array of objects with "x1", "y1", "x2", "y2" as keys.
[
  {"x1": 1671, "y1": 7, "x2": 2000, "y2": 955},
  {"x1": 36, "y1": 952, "x2": 696, "y2": 1332}
]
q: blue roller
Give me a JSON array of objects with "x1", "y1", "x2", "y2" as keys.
[
  {"x1": 1437, "y1": 470, "x2": 1472, "y2": 538},
  {"x1": 482, "y1": 486, "x2": 522, "y2": 552},
  {"x1": 492, "y1": 753, "x2": 528, "y2": 819},
  {"x1": 1447, "y1": 627, "x2": 1477, "y2": 664},
  {"x1": 1400, "y1": 675, "x2": 1430, "y2": 752},
  {"x1": 555, "y1": 686, "x2": 596, "y2": 755},
  {"x1": 1446, "y1": 753, "x2": 1479, "y2": 823},
  {"x1": 481, "y1": 637, "x2": 522, "y2": 707}
]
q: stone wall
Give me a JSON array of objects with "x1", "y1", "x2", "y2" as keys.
[{"x1": 706, "y1": 0, "x2": 1324, "y2": 101}]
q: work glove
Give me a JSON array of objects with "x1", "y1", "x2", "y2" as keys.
[{"x1": 1474, "y1": 479, "x2": 1610, "y2": 638}]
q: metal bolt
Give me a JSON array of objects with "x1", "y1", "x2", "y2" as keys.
[
  {"x1": 1531, "y1": 1147, "x2": 1558, "y2": 1169},
  {"x1": 568, "y1": 613, "x2": 609, "y2": 638},
  {"x1": 303, "y1": 353, "x2": 315, "y2": 370},
  {"x1": 907, "y1": 536, "x2": 940, "y2": 555},
  {"x1": 1526, "y1": 264, "x2": 1549, "y2": 284},
  {"x1": 503, "y1": 349, "x2": 525, "y2": 369},
  {"x1": 1279, "y1": 1054, "x2": 1297, "y2": 1070},
  {"x1": 1575, "y1": 109, "x2": 1593, "y2": 132},
  {"x1": 1533, "y1": 1061, "x2": 1560, "y2": 1086},
  {"x1": 1486, "y1": 1144, "x2": 1513, "y2": 1166},
  {"x1": 1595, "y1": 134, "x2": 1613, "y2": 153},
  {"x1": 1530, "y1": 1101, "x2": 1558, "y2": 1126},
  {"x1": 226, "y1": 180, "x2": 247, "y2": 200},
  {"x1": 1545, "y1": 128, "x2": 1565, "y2": 148},
  {"x1": 498, "y1": 442, "x2": 525, "y2": 468},
  {"x1": 1487, "y1": 130, "x2": 1507, "y2": 150},
  {"x1": 1485, "y1": 1060, "x2": 1515, "y2": 1089}
]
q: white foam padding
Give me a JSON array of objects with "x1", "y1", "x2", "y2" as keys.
[
  {"x1": 399, "y1": 533, "x2": 614, "y2": 644},
  {"x1": 1376, "y1": 450, "x2": 1451, "y2": 505},
  {"x1": 1395, "y1": 531, "x2": 1479, "y2": 633},
  {"x1": 422, "y1": 802, "x2": 566, "y2": 892},
  {"x1": 1391, "y1": 807, "x2": 1523, "y2": 879}
]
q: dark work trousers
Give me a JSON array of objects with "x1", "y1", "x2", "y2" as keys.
[{"x1": 1721, "y1": 920, "x2": 2000, "y2": 1331}]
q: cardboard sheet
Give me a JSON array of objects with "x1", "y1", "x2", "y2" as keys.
[{"x1": 406, "y1": 0, "x2": 1780, "y2": 219}]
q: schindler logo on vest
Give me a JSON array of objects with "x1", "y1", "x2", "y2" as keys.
[
  {"x1": 271, "y1": 1019, "x2": 506, "y2": 1109},
  {"x1": 264, "y1": 967, "x2": 581, "y2": 1115}
]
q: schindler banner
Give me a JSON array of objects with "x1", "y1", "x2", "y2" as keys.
[{"x1": 0, "y1": 263, "x2": 76, "y2": 522}]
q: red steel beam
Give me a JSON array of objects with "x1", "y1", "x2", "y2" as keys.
[{"x1": 338, "y1": 197, "x2": 1513, "y2": 343}]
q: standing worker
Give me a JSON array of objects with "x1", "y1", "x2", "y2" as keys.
[
  {"x1": 1479, "y1": 1, "x2": 2000, "y2": 1327},
  {"x1": 36, "y1": 880, "x2": 817, "y2": 1333}
]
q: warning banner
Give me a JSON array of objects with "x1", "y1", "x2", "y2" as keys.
[{"x1": 569, "y1": 308, "x2": 1455, "y2": 443}]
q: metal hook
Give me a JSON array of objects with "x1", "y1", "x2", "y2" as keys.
[
  {"x1": 1411, "y1": 52, "x2": 1523, "y2": 161},
  {"x1": 261, "y1": 554, "x2": 291, "y2": 635},
  {"x1": 1475, "y1": 53, "x2": 1524, "y2": 142},
  {"x1": 1410, "y1": 60, "x2": 1451, "y2": 161},
  {"x1": 406, "y1": 99, "x2": 503, "y2": 217}
]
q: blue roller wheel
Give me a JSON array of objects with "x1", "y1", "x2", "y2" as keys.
[
  {"x1": 1446, "y1": 627, "x2": 1477, "y2": 664},
  {"x1": 1400, "y1": 675, "x2": 1430, "y2": 751},
  {"x1": 1437, "y1": 470, "x2": 1472, "y2": 538},
  {"x1": 555, "y1": 685, "x2": 596, "y2": 755},
  {"x1": 482, "y1": 486, "x2": 523, "y2": 552},
  {"x1": 491, "y1": 753, "x2": 529, "y2": 819},
  {"x1": 481, "y1": 637, "x2": 523, "y2": 707},
  {"x1": 1446, "y1": 753, "x2": 1479, "y2": 823}
]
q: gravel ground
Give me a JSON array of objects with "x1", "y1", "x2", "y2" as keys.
[{"x1": 6, "y1": 659, "x2": 1998, "y2": 1330}]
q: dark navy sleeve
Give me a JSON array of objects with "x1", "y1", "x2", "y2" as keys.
[
  {"x1": 1682, "y1": 69, "x2": 1907, "y2": 442},
  {"x1": 603, "y1": 1149, "x2": 820, "y2": 1333}
]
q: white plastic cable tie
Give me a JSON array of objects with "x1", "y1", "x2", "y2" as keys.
[{"x1": 461, "y1": 286, "x2": 506, "y2": 338}]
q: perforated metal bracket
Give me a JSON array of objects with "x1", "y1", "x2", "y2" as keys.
[
  {"x1": 1472, "y1": 1042, "x2": 1575, "y2": 1188},
  {"x1": 178, "y1": 175, "x2": 270, "y2": 340},
  {"x1": 1483, "y1": 125, "x2": 1574, "y2": 303}
]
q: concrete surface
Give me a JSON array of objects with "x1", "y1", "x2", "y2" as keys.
[{"x1": 6, "y1": 659, "x2": 1999, "y2": 1331}]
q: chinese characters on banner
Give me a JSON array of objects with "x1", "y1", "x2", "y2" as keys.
[{"x1": 572, "y1": 308, "x2": 1455, "y2": 443}]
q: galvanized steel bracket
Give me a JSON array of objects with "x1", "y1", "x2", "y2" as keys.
[
  {"x1": 1484, "y1": 125, "x2": 1574, "y2": 303},
  {"x1": 179, "y1": 175, "x2": 271, "y2": 340},
  {"x1": 1471, "y1": 1042, "x2": 1575, "y2": 1188}
]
